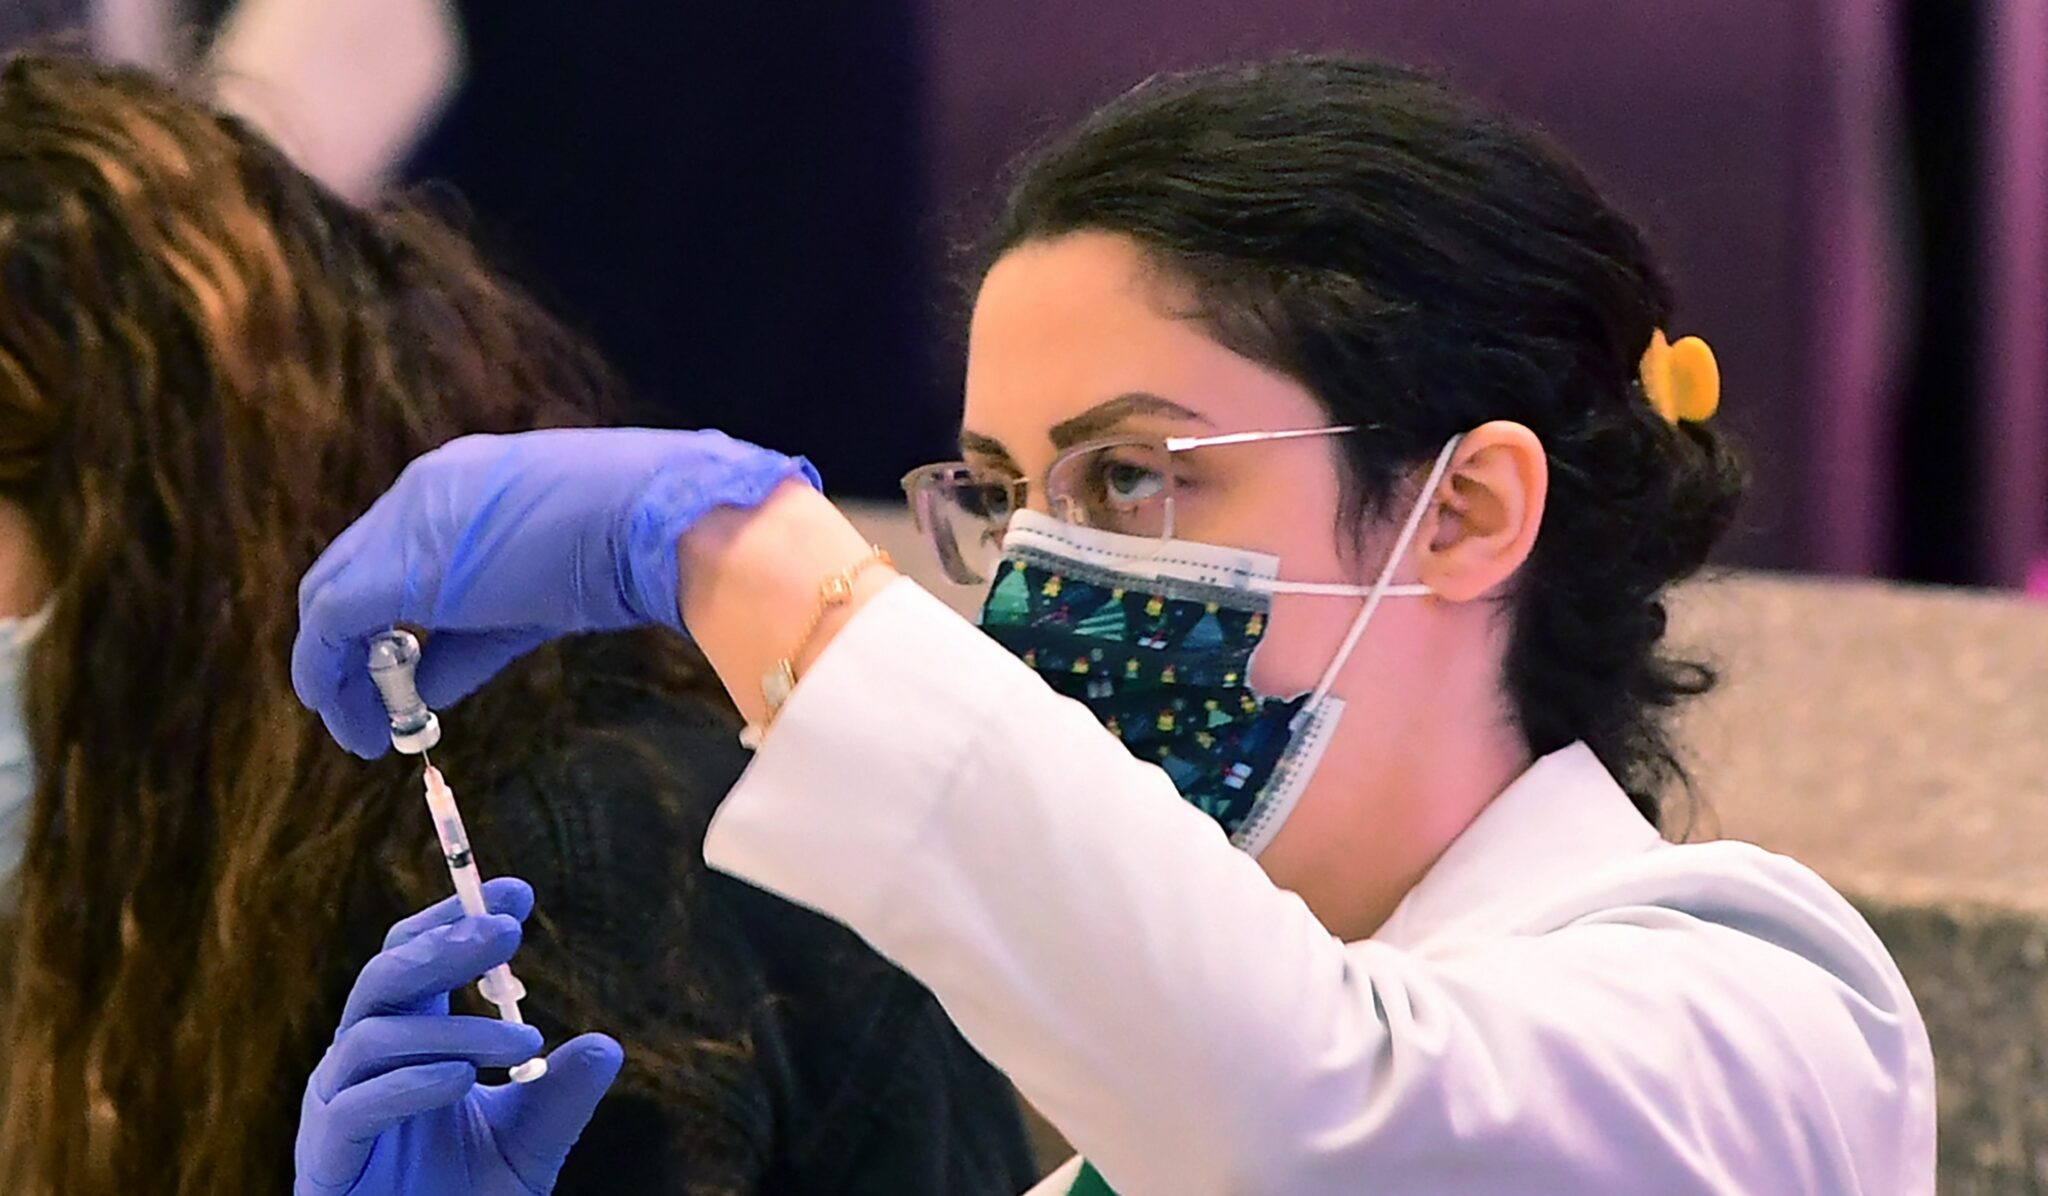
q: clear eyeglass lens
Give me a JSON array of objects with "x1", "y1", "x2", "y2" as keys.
[
  {"x1": 1046, "y1": 441, "x2": 1175, "y2": 538},
  {"x1": 905, "y1": 466, "x2": 1017, "y2": 585}
]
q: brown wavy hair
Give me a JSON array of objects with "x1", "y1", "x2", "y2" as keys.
[{"x1": 0, "y1": 53, "x2": 733, "y2": 1193}]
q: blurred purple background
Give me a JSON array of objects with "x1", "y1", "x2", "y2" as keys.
[
  {"x1": 919, "y1": 0, "x2": 2045, "y2": 588},
  {"x1": 12, "y1": 0, "x2": 2047, "y2": 588}
]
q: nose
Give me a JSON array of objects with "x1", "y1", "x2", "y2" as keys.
[{"x1": 1003, "y1": 456, "x2": 1055, "y2": 519}]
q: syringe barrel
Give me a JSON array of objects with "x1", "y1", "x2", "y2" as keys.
[{"x1": 422, "y1": 766, "x2": 540, "y2": 1078}]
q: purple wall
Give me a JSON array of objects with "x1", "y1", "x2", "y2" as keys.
[
  {"x1": 1981, "y1": 0, "x2": 2048, "y2": 587},
  {"x1": 919, "y1": 0, "x2": 1913, "y2": 572}
]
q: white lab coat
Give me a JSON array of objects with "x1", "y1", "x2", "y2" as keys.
[{"x1": 704, "y1": 579, "x2": 1937, "y2": 1195}]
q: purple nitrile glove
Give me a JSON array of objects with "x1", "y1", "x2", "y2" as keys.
[
  {"x1": 293, "y1": 428, "x2": 817, "y2": 757},
  {"x1": 294, "y1": 878, "x2": 625, "y2": 1196}
]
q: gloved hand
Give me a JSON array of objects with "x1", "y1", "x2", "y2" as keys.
[
  {"x1": 293, "y1": 428, "x2": 818, "y2": 756},
  {"x1": 295, "y1": 877, "x2": 625, "y2": 1196}
]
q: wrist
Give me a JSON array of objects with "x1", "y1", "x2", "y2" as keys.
[
  {"x1": 627, "y1": 439, "x2": 820, "y2": 630},
  {"x1": 677, "y1": 482, "x2": 870, "y2": 617},
  {"x1": 676, "y1": 482, "x2": 895, "y2": 730}
]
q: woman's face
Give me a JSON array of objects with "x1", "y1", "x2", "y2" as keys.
[
  {"x1": 962, "y1": 231, "x2": 1475, "y2": 900},
  {"x1": 963, "y1": 229, "x2": 1443, "y2": 689}
]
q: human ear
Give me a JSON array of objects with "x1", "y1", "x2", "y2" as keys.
[{"x1": 1414, "y1": 421, "x2": 1547, "y2": 603}]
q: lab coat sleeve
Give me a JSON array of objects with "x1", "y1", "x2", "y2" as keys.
[{"x1": 703, "y1": 579, "x2": 1916, "y2": 1195}]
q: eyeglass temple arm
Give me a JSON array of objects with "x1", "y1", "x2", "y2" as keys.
[{"x1": 1163, "y1": 425, "x2": 1360, "y2": 452}]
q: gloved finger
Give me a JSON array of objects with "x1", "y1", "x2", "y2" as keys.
[
  {"x1": 289, "y1": 618, "x2": 393, "y2": 759},
  {"x1": 339, "y1": 913, "x2": 521, "y2": 1032},
  {"x1": 481, "y1": 1032, "x2": 627, "y2": 1192},
  {"x1": 295, "y1": 552, "x2": 394, "y2": 725},
  {"x1": 314, "y1": 1060, "x2": 478, "y2": 1155},
  {"x1": 414, "y1": 628, "x2": 549, "y2": 710},
  {"x1": 335, "y1": 669, "x2": 396, "y2": 760},
  {"x1": 296, "y1": 495, "x2": 452, "y2": 757},
  {"x1": 314, "y1": 1015, "x2": 544, "y2": 1101},
  {"x1": 382, "y1": 877, "x2": 535, "y2": 950}
]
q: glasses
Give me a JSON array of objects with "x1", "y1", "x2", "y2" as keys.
[{"x1": 900, "y1": 425, "x2": 1357, "y2": 585}]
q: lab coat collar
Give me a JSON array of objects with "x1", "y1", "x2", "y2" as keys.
[{"x1": 1371, "y1": 743, "x2": 1664, "y2": 950}]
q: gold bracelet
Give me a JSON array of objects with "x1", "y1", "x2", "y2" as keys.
[{"x1": 738, "y1": 545, "x2": 893, "y2": 750}]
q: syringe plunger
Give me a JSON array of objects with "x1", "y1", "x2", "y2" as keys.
[{"x1": 367, "y1": 629, "x2": 441, "y2": 754}]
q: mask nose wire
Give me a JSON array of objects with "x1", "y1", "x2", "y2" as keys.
[{"x1": 1303, "y1": 435, "x2": 1464, "y2": 708}]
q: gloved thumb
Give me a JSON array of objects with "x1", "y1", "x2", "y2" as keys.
[{"x1": 482, "y1": 1032, "x2": 625, "y2": 1192}]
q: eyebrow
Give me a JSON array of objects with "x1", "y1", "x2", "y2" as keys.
[
  {"x1": 1052, "y1": 392, "x2": 1211, "y2": 447},
  {"x1": 960, "y1": 392, "x2": 1214, "y2": 463},
  {"x1": 959, "y1": 429, "x2": 1016, "y2": 468}
]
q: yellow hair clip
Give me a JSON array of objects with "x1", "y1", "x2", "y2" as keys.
[{"x1": 1638, "y1": 329, "x2": 1720, "y2": 424}]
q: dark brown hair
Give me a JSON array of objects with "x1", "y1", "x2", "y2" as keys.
[
  {"x1": 990, "y1": 58, "x2": 1746, "y2": 828},
  {"x1": 0, "y1": 52, "x2": 731, "y2": 1193}
]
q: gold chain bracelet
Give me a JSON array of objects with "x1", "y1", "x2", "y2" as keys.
[{"x1": 738, "y1": 545, "x2": 893, "y2": 750}]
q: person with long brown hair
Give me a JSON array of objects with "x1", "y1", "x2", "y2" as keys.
[{"x1": 0, "y1": 51, "x2": 1035, "y2": 1196}]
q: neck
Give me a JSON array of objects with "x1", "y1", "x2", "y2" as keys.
[{"x1": 1256, "y1": 634, "x2": 1532, "y2": 942}]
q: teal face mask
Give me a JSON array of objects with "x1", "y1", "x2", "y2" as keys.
[{"x1": 978, "y1": 439, "x2": 1458, "y2": 854}]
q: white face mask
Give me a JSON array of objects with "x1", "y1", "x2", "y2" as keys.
[
  {"x1": 0, "y1": 605, "x2": 46, "y2": 909},
  {"x1": 978, "y1": 437, "x2": 1460, "y2": 854}
]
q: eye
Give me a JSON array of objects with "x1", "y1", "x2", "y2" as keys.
[
  {"x1": 1094, "y1": 455, "x2": 1167, "y2": 507},
  {"x1": 955, "y1": 479, "x2": 1016, "y2": 521}
]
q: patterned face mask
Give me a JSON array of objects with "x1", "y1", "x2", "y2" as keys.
[{"x1": 976, "y1": 438, "x2": 1458, "y2": 854}]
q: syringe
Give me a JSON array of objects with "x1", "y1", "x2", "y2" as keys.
[
  {"x1": 422, "y1": 765, "x2": 546, "y2": 1082},
  {"x1": 367, "y1": 629, "x2": 547, "y2": 1084}
]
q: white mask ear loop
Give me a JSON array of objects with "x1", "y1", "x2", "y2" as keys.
[{"x1": 1304, "y1": 435, "x2": 1465, "y2": 707}]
